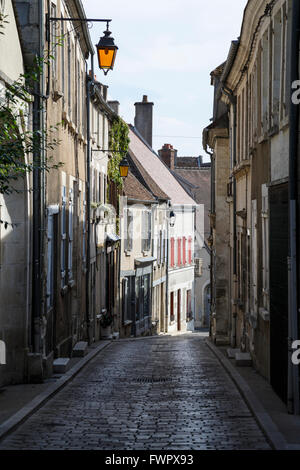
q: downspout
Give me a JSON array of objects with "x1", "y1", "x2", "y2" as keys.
[
  {"x1": 165, "y1": 202, "x2": 171, "y2": 333},
  {"x1": 85, "y1": 55, "x2": 95, "y2": 345},
  {"x1": 203, "y1": 144, "x2": 213, "y2": 338},
  {"x1": 222, "y1": 85, "x2": 237, "y2": 348},
  {"x1": 288, "y1": 0, "x2": 300, "y2": 415},
  {"x1": 32, "y1": 0, "x2": 45, "y2": 354}
]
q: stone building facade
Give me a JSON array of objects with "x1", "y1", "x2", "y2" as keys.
[
  {"x1": 0, "y1": 0, "x2": 33, "y2": 387},
  {"x1": 204, "y1": 0, "x2": 299, "y2": 410}
]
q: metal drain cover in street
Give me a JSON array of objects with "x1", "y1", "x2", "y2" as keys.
[{"x1": 133, "y1": 377, "x2": 177, "y2": 384}]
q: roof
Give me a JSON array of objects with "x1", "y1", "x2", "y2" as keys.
[
  {"x1": 128, "y1": 149, "x2": 169, "y2": 201},
  {"x1": 128, "y1": 126, "x2": 196, "y2": 207},
  {"x1": 123, "y1": 170, "x2": 156, "y2": 203}
]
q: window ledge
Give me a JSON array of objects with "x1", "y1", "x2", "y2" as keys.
[{"x1": 123, "y1": 320, "x2": 132, "y2": 326}]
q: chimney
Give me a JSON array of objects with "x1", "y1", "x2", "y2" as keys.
[
  {"x1": 134, "y1": 95, "x2": 154, "y2": 147},
  {"x1": 108, "y1": 100, "x2": 120, "y2": 115},
  {"x1": 158, "y1": 144, "x2": 177, "y2": 170}
]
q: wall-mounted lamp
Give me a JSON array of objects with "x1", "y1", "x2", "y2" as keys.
[{"x1": 169, "y1": 210, "x2": 176, "y2": 228}]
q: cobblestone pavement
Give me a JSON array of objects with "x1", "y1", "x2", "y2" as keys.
[{"x1": 0, "y1": 334, "x2": 271, "y2": 450}]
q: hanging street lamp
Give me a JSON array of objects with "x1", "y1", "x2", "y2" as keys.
[
  {"x1": 46, "y1": 16, "x2": 118, "y2": 76},
  {"x1": 96, "y1": 22, "x2": 118, "y2": 75},
  {"x1": 119, "y1": 155, "x2": 130, "y2": 178}
]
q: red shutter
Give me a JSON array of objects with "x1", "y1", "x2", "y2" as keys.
[
  {"x1": 188, "y1": 236, "x2": 192, "y2": 264},
  {"x1": 177, "y1": 238, "x2": 181, "y2": 266},
  {"x1": 183, "y1": 237, "x2": 186, "y2": 265},
  {"x1": 170, "y1": 237, "x2": 175, "y2": 267}
]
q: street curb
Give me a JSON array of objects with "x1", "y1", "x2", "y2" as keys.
[
  {"x1": 205, "y1": 339, "x2": 288, "y2": 451},
  {"x1": 0, "y1": 340, "x2": 112, "y2": 443}
]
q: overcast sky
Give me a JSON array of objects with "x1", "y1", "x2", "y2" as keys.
[{"x1": 82, "y1": 0, "x2": 247, "y2": 158}]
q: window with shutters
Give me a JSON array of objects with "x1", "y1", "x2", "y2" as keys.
[
  {"x1": 68, "y1": 187, "x2": 74, "y2": 282},
  {"x1": 170, "y1": 237, "x2": 175, "y2": 267},
  {"x1": 47, "y1": 207, "x2": 58, "y2": 310},
  {"x1": 177, "y1": 238, "x2": 182, "y2": 266},
  {"x1": 188, "y1": 236, "x2": 192, "y2": 264},
  {"x1": 182, "y1": 237, "x2": 187, "y2": 265},
  {"x1": 61, "y1": 186, "x2": 67, "y2": 288}
]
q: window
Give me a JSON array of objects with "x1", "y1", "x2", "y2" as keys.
[
  {"x1": 272, "y1": 11, "x2": 282, "y2": 128},
  {"x1": 177, "y1": 237, "x2": 182, "y2": 266},
  {"x1": 125, "y1": 208, "x2": 133, "y2": 251},
  {"x1": 170, "y1": 237, "x2": 175, "y2": 267},
  {"x1": 50, "y1": 3, "x2": 57, "y2": 81},
  {"x1": 68, "y1": 186, "x2": 74, "y2": 282},
  {"x1": 142, "y1": 210, "x2": 151, "y2": 252},
  {"x1": 61, "y1": 16, "x2": 64, "y2": 97},
  {"x1": 47, "y1": 206, "x2": 59, "y2": 310},
  {"x1": 182, "y1": 237, "x2": 186, "y2": 265},
  {"x1": 160, "y1": 230, "x2": 163, "y2": 264},
  {"x1": 61, "y1": 186, "x2": 67, "y2": 288},
  {"x1": 261, "y1": 185, "x2": 269, "y2": 311},
  {"x1": 195, "y1": 258, "x2": 203, "y2": 277},
  {"x1": 261, "y1": 30, "x2": 270, "y2": 132},
  {"x1": 186, "y1": 290, "x2": 192, "y2": 322},
  {"x1": 251, "y1": 200, "x2": 258, "y2": 315},
  {"x1": 98, "y1": 172, "x2": 102, "y2": 203},
  {"x1": 67, "y1": 36, "x2": 71, "y2": 117},
  {"x1": 170, "y1": 292, "x2": 174, "y2": 322},
  {"x1": 163, "y1": 229, "x2": 167, "y2": 263},
  {"x1": 157, "y1": 229, "x2": 161, "y2": 264},
  {"x1": 103, "y1": 174, "x2": 107, "y2": 203},
  {"x1": 188, "y1": 236, "x2": 192, "y2": 264},
  {"x1": 82, "y1": 192, "x2": 86, "y2": 262}
]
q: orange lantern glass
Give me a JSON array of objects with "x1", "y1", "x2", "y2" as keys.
[{"x1": 96, "y1": 26, "x2": 118, "y2": 75}]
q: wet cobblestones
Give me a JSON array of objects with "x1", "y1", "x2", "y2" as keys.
[{"x1": 0, "y1": 335, "x2": 271, "y2": 450}]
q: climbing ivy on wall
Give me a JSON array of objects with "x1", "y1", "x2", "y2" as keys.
[{"x1": 107, "y1": 116, "x2": 130, "y2": 190}]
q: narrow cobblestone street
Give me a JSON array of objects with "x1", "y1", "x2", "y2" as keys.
[{"x1": 0, "y1": 335, "x2": 271, "y2": 450}]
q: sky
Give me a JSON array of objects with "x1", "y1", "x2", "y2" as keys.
[{"x1": 82, "y1": 0, "x2": 248, "y2": 159}]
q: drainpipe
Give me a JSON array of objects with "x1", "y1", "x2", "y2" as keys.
[
  {"x1": 165, "y1": 202, "x2": 170, "y2": 333},
  {"x1": 31, "y1": 0, "x2": 45, "y2": 354},
  {"x1": 85, "y1": 54, "x2": 95, "y2": 345},
  {"x1": 222, "y1": 86, "x2": 237, "y2": 348},
  {"x1": 203, "y1": 145, "x2": 213, "y2": 337},
  {"x1": 288, "y1": 0, "x2": 300, "y2": 415}
]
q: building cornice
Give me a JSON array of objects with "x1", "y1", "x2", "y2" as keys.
[{"x1": 224, "y1": 0, "x2": 282, "y2": 93}]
